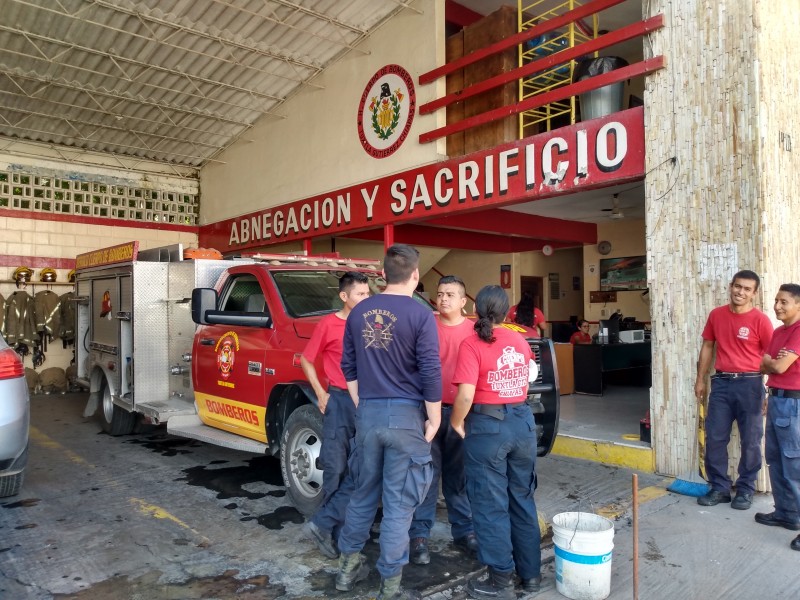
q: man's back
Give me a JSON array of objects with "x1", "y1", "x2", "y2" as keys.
[{"x1": 342, "y1": 294, "x2": 440, "y2": 402}]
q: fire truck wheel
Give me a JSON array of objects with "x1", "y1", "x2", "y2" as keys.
[
  {"x1": 281, "y1": 404, "x2": 324, "y2": 516},
  {"x1": 100, "y1": 378, "x2": 137, "y2": 436}
]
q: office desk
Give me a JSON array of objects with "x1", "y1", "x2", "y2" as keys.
[{"x1": 573, "y1": 342, "x2": 652, "y2": 395}]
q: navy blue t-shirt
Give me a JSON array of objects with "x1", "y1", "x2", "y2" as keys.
[{"x1": 341, "y1": 293, "x2": 441, "y2": 403}]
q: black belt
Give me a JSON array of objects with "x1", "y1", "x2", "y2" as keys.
[
  {"x1": 472, "y1": 402, "x2": 525, "y2": 420},
  {"x1": 328, "y1": 385, "x2": 348, "y2": 393},
  {"x1": 713, "y1": 371, "x2": 762, "y2": 379},
  {"x1": 768, "y1": 387, "x2": 800, "y2": 399}
]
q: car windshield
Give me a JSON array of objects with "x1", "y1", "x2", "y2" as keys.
[{"x1": 271, "y1": 270, "x2": 434, "y2": 318}]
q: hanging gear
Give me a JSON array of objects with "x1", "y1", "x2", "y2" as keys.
[
  {"x1": 34, "y1": 289, "x2": 60, "y2": 341},
  {"x1": 67, "y1": 269, "x2": 76, "y2": 283},
  {"x1": 0, "y1": 292, "x2": 5, "y2": 339},
  {"x1": 59, "y1": 291, "x2": 76, "y2": 347},
  {"x1": 39, "y1": 267, "x2": 57, "y2": 283},
  {"x1": 5, "y1": 290, "x2": 37, "y2": 346},
  {"x1": 15, "y1": 343, "x2": 29, "y2": 358}
]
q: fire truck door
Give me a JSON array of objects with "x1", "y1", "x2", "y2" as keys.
[{"x1": 193, "y1": 276, "x2": 271, "y2": 442}]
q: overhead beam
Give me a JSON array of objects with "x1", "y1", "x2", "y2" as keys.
[
  {"x1": 424, "y1": 209, "x2": 597, "y2": 244},
  {"x1": 341, "y1": 224, "x2": 578, "y2": 253}
]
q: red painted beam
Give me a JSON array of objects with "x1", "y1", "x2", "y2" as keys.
[
  {"x1": 424, "y1": 209, "x2": 597, "y2": 244},
  {"x1": 419, "y1": 56, "x2": 664, "y2": 143},
  {"x1": 342, "y1": 225, "x2": 579, "y2": 254},
  {"x1": 445, "y1": 0, "x2": 483, "y2": 28},
  {"x1": 419, "y1": 0, "x2": 625, "y2": 85},
  {"x1": 420, "y1": 15, "x2": 664, "y2": 115}
]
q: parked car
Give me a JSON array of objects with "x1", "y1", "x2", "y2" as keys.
[{"x1": 0, "y1": 336, "x2": 30, "y2": 497}]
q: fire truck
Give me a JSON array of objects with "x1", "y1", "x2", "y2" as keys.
[{"x1": 74, "y1": 241, "x2": 559, "y2": 515}]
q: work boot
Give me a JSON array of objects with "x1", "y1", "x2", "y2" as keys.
[
  {"x1": 409, "y1": 537, "x2": 431, "y2": 565},
  {"x1": 697, "y1": 489, "x2": 731, "y2": 506},
  {"x1": 519, "y1": 575, "x2": 542, "y2": 592},
  {"x1": 377, "y1": 574, "x2": 422, "y2": 600},
  {"x1": 466, "y1": 568, "x2": 515, "y2": 600},
  {"x1": 302, "y1": 521, "x2": 339, "y2": 559},
  {"x1": 335, "y1": 552, "x2": 369, "y2": 592},
  {"x1": 454, "y1": 532, "x2": 479, "y2": 558},
  {"x1": 731, "y1": 492, "x2": 753, "y2": 510}
]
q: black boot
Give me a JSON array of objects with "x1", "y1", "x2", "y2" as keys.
[
  {"x1": 335, "y1": 552, "x2": 369, "y2": 592},
  {"x1": 377, "y1": 574, "x2": 421, "y2": 600},
  {"x1": 466, "y1": 568, "x2": 515, "y2": 600}
]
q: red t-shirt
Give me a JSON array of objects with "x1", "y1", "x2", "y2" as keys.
[
  {"x1": 453, "y1": 326, "x2": 532, "y2": 405},
  {"x1": 438, "y1": 317, "x2": 476, "y2": 405},
  {"x1": 701, "y1": 305, "x2": 773, "y2": 372},
  {"x1": 302, "y1": 313, "x2": 347, "y2": 389},
  {"x1": 507, "y1": 305, "x2": 546, "y2": 328},
  {"x1": 570, "y1": 331, "x2": 592, "y2": 345},
  {"x1": 766, "y1": 320, "x2": 800, "y2": 390}
]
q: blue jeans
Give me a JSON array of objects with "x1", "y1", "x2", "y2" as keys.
[
  {"x1": 765, "y1": 395, "x2": 800, "y2": 522},
  {"x1": 410, "y1": 405, "x2": 474, "y2": 541},
  {"x1": 464, "y1": 404, "x2": 541, "y2": 579},
  {"x1": 705, "y1": 376, "x2": 764, "y2": 495},
  {"x1": 337, "y1": 399, "x2": 433, "y2": 578},
  {"x1": 311, "y1": 387, "x2": 356, "y2": 535}
]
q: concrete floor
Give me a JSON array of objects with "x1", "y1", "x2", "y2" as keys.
[
  {"x1": 558, "y1": 385, "x2": 651, "y2": 448},
  {"x1": 3, "y1": 392, "x2": 799, "y2": 600}
]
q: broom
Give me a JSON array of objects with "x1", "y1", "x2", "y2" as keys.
[{"x1": 667, "y1": 401, "x2": 711, "y2": 497}]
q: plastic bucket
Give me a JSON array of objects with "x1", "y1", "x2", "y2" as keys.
[{"x1": 552, "y1": 512, "x2": 615, "y2": 600}]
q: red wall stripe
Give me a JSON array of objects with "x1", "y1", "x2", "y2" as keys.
[
  {"x1": 0, "y1": 254, "x2": 76, "y2": 269},
  {"x1": 0, "y1": 208, "x2": 199, "y2": 233}
]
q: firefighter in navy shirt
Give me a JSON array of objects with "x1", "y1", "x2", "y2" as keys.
[{"x1": 335, "y1": 244, "x2": 441, "y2": 600}]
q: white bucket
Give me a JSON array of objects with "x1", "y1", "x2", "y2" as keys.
[{"x1": 552, "y1": 512, "x2": 615, "y2": 600}]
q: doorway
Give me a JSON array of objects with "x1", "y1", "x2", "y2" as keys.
[{"x1": 520, "y1": 275, "x2": 544, "y2": 316}]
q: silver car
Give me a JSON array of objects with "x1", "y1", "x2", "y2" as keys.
[{"x1": 0, "y1": 336, "x2": 30, "y2": 497}]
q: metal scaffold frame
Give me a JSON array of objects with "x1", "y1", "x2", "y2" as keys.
[{"x1": 518, "y1": 0, "x2": 598, "y2": 135}]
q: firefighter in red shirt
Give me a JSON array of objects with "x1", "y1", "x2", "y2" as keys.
[
  {"x1": 695, "y1": 270, "x2": 773, "y2": 509},
  {"x1": 570, "y1": 319, "x2": 592, "y2": 344},
  {"x1": 300, "y1": 272, "x2": 370, "y2": 559},
  {"x1": 758, "y1": 283, "x2": 800, "y2": 550},
  {"x1": 451, "y1": 285, "x2": 541, "y2": 599}
]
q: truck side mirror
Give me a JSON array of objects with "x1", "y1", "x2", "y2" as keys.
[{"x1": 191, "y1": 288, "x2": 218, "y2": 325}]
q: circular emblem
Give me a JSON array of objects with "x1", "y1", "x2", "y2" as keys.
[
  {"x1": 357, "y1": 64, "x2": 416, "y2": 159},
  {"x1": 217, "y1": 336, "x2": 236, "y2": 380}
]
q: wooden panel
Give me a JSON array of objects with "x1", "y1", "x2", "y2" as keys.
[
  {"x1": 554, "y1": 343, "x2": 575, "y2": 395},
  {"x1": 462, "y1": 5, "x2": 518, "y2": 153},
  {"x1": 445, "y1": 30, "x2": 465, "y2": 157}
]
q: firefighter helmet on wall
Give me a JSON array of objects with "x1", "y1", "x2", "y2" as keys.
[
  {"x1": 67, "y1": 269, "x2": 76, "y2": 283},
  {"x1": 40, "y1": 267, "x2": 57, "y2": 282},
  {"x1": 12, "y1": 266, "x2": 33, "y2": 283}
]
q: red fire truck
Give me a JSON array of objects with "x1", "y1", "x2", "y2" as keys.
[{"x1": 75, "y1": 241, "x2": 559, "y2": 515}]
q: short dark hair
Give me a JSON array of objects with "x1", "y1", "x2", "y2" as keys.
[
  {"x1": 383, "y1": 244, "x2": 419, "y2": 284},
  {"x1": 732, "y1": 269, "x2": 760, "y2": 291},
  {"x1": 778, "y1": 283, "x2": 800, "y2": 299},
  {"x1": 474, "y1": 285, "x2": 510, "y2": 343},
  {"x1": 339, "y1": 271, "x2": 369, "y2": 293},
  {"x1": 578, "y1": 319, "x2": 589, "y2": 328},
  {"x1": 438, "y1": 275, "x2": 466, "y2": 296}
]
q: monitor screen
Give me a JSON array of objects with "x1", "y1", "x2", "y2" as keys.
[{"x1": 599, "y1": 318, "x2": 620, "y2": 344}]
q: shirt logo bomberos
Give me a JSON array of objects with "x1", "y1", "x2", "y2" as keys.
[
  {"x1": 487, "y1": 346, "x2": 530, "y2": 399},
  {"x1": 357, "y1": 64, "x2": 415, "y2": 159},
  {"x1": 737, "y1": 326, "x2": 750, "y2": 340},
  {"x1": 362, "y1": 308, "x2": 397, "y2": 350}
]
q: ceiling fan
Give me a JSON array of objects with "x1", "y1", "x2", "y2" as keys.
[{"x1": 601, "y1": 194, "x2": 636, "y2": 220}]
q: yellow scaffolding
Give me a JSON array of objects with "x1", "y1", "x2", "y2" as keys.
[{"x1": 518, "y1": 0, "x2": 598, "y2": 136}]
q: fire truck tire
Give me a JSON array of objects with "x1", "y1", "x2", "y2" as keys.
[
  {"x1": 280, "y1": 404, "x2": 324, "y2": 516},
  {"x1": 100, "y1": 379, "x2": 136, "y2": 436}
]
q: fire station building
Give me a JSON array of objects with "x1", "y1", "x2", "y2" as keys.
[{"x1": 1, "y1": 0, "x2": 798, "y2": 487}]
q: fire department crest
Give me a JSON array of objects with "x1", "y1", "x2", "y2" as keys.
[
  {"x1": 362, "y1": 309, "x2": 397, "y2": 351},
  {"x1": 215, "y1": 331, "x2": 240, "y2": 381},
  {"x1": 357, "y1": 64, "x2": 415, "y2": 159}
]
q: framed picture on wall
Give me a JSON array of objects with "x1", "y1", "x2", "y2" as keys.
[{"x1": 599, "y1": 256, "x2": 647, "y2": 291}]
